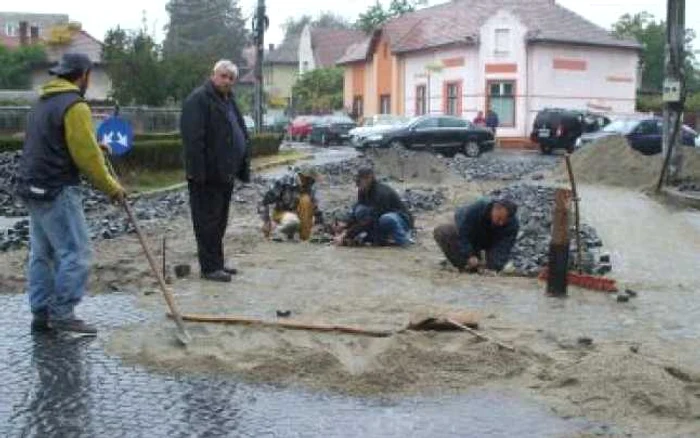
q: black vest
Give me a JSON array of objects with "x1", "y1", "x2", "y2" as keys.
[{"x1": 18, "y1": 91, "x2": 83, "y2": 196}]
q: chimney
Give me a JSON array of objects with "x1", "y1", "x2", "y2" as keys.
[
  {"x1": 269, "y1": 43, "x2": 275, "y2": 51},
  {"x1": 30, "y1": 26, "x2": 39, "y2": 45},
  {"x1": 19, "y1": 21, "x2": 28, "y2": 46}
]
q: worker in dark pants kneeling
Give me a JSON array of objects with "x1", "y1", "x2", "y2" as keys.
[{"x1": 433, "y1": 198, "x2": 519, "y2": 274}]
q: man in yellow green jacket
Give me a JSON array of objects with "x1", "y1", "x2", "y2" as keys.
[{"x1": 17, "y1": 53, "x2": 126, "y2": 336}]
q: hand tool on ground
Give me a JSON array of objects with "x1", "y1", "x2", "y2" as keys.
[
  {"x1": 105, "y1": 158, "x2": 191, "y2": 345},
  {"x1": 168, "y1": 313, "x2": 393, "y2": 337},
  {"x1": 445, "y1": 318, "x2": 516, "y2": 352}
]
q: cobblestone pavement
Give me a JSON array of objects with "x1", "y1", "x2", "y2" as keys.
[{"x1": 0, "y1": 294, "x2": 597, "y2": 438}]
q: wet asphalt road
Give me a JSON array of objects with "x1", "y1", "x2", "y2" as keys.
[{"x1": 0, "y1": 293, "x2": 597, "y2": 438}]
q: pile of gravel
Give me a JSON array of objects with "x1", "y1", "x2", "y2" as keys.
[
  {"x1": 491, "y1": 184, "x2": 609, "y2": 277},
  {"x1": 448, "y1": 153, "x2": 559, "y2": 181}
]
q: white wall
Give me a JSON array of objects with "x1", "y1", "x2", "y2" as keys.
[
  {"x1": 527, "y1": 44, "x2": 639, "y2": 129},
  {"x1": 479, "y1": 10, "x2": 529, "y2": 137},
  {"x1": 31, "y1": 66, "x2": 112, "y2": 101},
  {"x1": 402, "y1": 47, "x2": 479, "y2": 118},
  {"x1": 298, "y1": 24, "x2": 315, "y2": 74}
]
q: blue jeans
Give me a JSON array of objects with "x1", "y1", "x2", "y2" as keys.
[
  {"x1": 377, "y1": 212, "x2": 412, "y2": 246},
  {"x1": 25, "y1": 186, "x2": 91, "y2": 320}
]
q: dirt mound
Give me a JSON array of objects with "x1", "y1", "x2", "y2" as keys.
[
  {"x1": 362, "y1": 148, "x2": 453, "y2": 185},
  {"x1": 109, "y1": 323, "x2": 530, "y2": 396},
  {"x1": 563, "y1": 135, "x2": 700, "y2": 189},
  {"x1": 563, "y1": 136, "x2": 662, "y2": 189},
  {"x1": 539, "y1": 351, "x2": 700, "y2": 427}
]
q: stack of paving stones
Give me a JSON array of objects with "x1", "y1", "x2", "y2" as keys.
[
  {"x1": 447, "y1": 153, "x2": 559, "y2": 181},
  {"x1": 491, "y1": 184, "x2": 609, "y2": 277},
  {"x1": 676, "y1": 179, "x2": 700, "y2": 192}
]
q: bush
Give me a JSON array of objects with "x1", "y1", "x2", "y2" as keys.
[
  {"x1": 251, "y1": 133, "x2": 282, "y2": 158},
  {"x1": 0, "y1": 136, "x2": 24, "y2": 152},
  {"x1": 113, "y1": 133, "x2": 283, "y2": 171},
  {"x1": 133, "y1": 132, "x2": 181, "y2": 142}
]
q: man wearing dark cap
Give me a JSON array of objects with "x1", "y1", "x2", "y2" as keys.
[
  {"x1": 333, "y1": 167, "x2": 414, "y2": 247},
  {"x1": 433, "y1": 198, "x2": 519, "y2": 273},
  {"x1": 17, "y1": 52, "x2": 126, "y2": 335}
]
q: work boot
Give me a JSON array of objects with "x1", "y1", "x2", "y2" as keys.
[
  {"x1": 31, "y1": 310, "x2": 51, "y2": 333},
  {"x1": 223, "y1": 266, "x2": 238, "y2": 276},
  {"x1": 201, "y1": 270, "x2": 232, "y2": 283},
  {"x1": 49, "y1": 318, "x2": 98, "y2": 337}
]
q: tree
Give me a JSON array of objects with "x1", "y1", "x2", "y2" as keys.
[
  {"x1": 0, "y1": 44, "x2": 46, "y2": 89},
  {"x1": 163, "y1": 0, "x2": 250, "y2": 61},
  {"x1": 163, "y1": 0, "x2": 251, "y2": 101},
  {"x1": 103, "y1": 27, "x2": 168, "y2": 105},
  {"x1": 291, "y1": 67, "x2": 344, "y2": 113},
  {"x1": 281, "y1": 12, "x2": 351, "y2": 41},
  {"x1": 355, "y1": 0, "x2": 427, "y2": 33},
  {"x1": 613, "y1": 12, "x2": 699, "y2": 93}
]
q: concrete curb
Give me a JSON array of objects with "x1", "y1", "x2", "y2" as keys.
[
  {"x1": 132, "y1": 153, "x2": 312, "y2": 198},
  {"x1": 661, "y1": 187, "x2": 700, "y2": 210}
]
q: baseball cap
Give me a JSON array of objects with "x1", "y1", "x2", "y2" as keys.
[{"x1": 49, "y1": 53, "x2": 93, "y2": 76}]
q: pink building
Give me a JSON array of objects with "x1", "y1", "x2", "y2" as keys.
[{"x1": 338, "y1": 0, "x2": 640, "y2": 140}]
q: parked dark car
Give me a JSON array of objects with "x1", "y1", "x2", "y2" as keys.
[
  {"x1": 577, "y1": 117, "x2": 699, "y2": 155},
  {"x1": 530, "y1": 108, "x2": 610, "y2": 154},
  {"x1": 308, "y1": 115, "x2": 357, "y2": 146},
  {"x1": 263, "y1": 114, "x2": 290, "y2": 134},
  {"x1": 355, "y1": 115, "x2": 495, "y2": 157}
]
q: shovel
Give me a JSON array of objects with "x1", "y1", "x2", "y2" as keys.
[
  {"x1": 121, "y1": 199, "x2": 191, "y2": 345},
  {"x1": 105, "y1": 158, "x2": 191, "y2": 345}
]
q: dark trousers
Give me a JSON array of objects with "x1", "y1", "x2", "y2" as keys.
[
  {"x1": 188, "y1": 181, "x2": 234, "y2": 274},
  {"x1": 433, "y1": 223, "x2": 469, "y2": 269}
]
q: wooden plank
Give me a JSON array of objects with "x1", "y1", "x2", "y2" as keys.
[{"x1": 547, "y1": 189, "x2": 572, "y2": 296}]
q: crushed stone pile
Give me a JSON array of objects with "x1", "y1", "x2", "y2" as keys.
[
  {"x1": 448, "y1": 153, "x2": 559, "y2": 181},
  {"x1": 491, "y1": 184, "x2": 607, "y2": 277}
]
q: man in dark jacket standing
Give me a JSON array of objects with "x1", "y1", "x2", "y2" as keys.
[
  {"x1": 334, "y1": 167, "x2": 414, "y2": 247},
  {"x1": 181, "y1": 60, "x2": 251, "y2": 282},
  {"x1": 433, "y1": 198, "x2": 519, "y2": 273}
]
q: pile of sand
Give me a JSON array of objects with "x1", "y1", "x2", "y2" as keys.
[
  {"x1": 562, "y1": 135, "x2": 700, "y2": 189},
  {"x1": 562, "y1": 136, "x2": 662, "y2": 189},
  {"x1": 363, "y1": 148, "x2": 453, "y2": 185}
]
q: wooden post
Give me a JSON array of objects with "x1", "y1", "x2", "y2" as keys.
[
  {"x1": 547, "y1": 189, "x2": 571, "y2": 296},
  {"x1": 565, "y1": 155, "x2": 583, "y2": 273}
]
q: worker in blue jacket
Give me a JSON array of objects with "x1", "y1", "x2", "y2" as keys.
[{"x1": 433, "y1": 198, "x2": 519, "y2": 273}]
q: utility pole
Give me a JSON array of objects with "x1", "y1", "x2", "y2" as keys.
[
  {"x1": 253, "y1": 0, "x2": 267, "y2": 134},
  {"x1": 657, "y1": 0, "x2": 686, "y2": 191}
]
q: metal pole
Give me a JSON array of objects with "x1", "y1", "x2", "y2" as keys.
[
  {"x1": 253, "y1": 0, "x2": 266, "y2": 134},
  {"x1": 657, "y1": 0, "x2": 685, "y2": 191}
]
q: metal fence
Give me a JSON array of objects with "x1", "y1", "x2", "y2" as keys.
[{"x1": 0, "y1": 106, "x2": 181, "y2": 135}]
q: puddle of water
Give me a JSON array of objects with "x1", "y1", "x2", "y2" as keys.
[{"x1": 0, "y1": 293, "x2": 592, "y2": 438}]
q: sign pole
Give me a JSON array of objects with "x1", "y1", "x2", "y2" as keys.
[{"x1": 253, "y1": 0, "x2": 267, "y2": 134}]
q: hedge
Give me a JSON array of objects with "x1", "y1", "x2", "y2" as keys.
[
  {"x1": 1, "y1": 133, "x2": 283, "y2": 170},
  {"x1": 0, "y1": 136, "x2": 23, "y2": 152}
]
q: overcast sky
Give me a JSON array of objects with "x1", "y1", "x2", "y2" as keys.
[{"x1": 8, "y1": 0, "x2": 700, "y2": 47}]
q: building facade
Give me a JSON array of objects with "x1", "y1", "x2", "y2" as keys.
[{"x1": 338, "y1": 0, "x2": 640, "y2": 139}]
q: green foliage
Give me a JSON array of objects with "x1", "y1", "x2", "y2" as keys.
[
  {"x1": 133, "y1": 132, "x2": 181, "y2": 142},
  {"x1": 163, "y1": 0, "x2": 250, "y2": 99},
  {"x1": 250, "y1": 133, "x2": 282, "y2": 157},
  {"x1": 292, "y1": 68, "x2": 344, "y2": 113},
  {"x1": 0, "y1": 135, "x2": 24, "y2": 152},
  {"x1": 613, "y1": 12, "x2": 699, "y2": 93},
  {"x1": 355, "y1": 0, "x2": 427, "y2": 33},
  {"x1": 103, "y1": 27, "x2": 167, "y2": 106},
  {"x1": 114, "y1": 134, "x2": 281, "y2": 171},
  {"x1": 0, "y1": 45, "x2": 46, "y2": 89},
  {"x1": 282, "y1": 13, "x2": 352, "y2": 40},
  {"x1": 636, "y1": 93, "x2": 663, "y2": 112}
]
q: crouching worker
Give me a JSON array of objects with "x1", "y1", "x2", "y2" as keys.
[
  {"x1": 434, "y1": 198, "x2": 519, "y2": 273},
  {"x1": 259, "y1": 168, "x2": 323, "y2": 241},
  {"x1": 333, "y1": 167, "x2": 414, "y2": 247}
]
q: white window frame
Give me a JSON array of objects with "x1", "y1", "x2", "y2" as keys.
[
  {"x1": 494, "y1": 28, "x2": 511, "y2": 57},
  {"x1": 5, "y1": 22, "x2": 19, "y2": 37}
]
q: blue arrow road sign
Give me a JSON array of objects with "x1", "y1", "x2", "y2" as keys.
[{"x1": 97, "y1": 116, "x2": 134, "y2": 157}]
